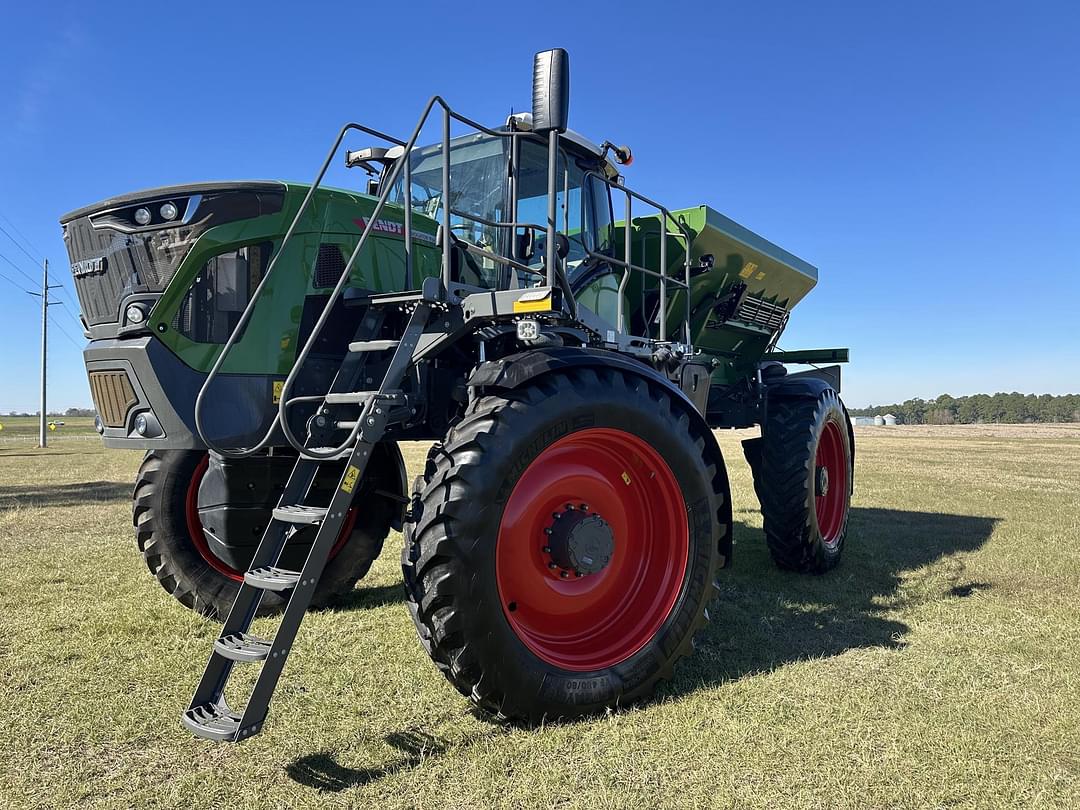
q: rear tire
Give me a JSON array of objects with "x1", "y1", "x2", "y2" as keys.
[
  {"x1": 402, "y1": 366, "x2": 732, "y2": 722},
  {"x1": 758, "y1": 389, "x2": 853, "y2": 573},
  {"x1": 133, "y1": 449, "x2": 393, "y2": 619}
]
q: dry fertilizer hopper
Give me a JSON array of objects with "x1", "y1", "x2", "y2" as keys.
[{"x1": 59, "y1": 49, "x2": 853, "y2": 740}]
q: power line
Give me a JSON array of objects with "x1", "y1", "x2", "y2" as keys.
[
  {"x1": 48, "y1": 310, "x2": 83, "y2": 351},
  {"x1": 0, "y1": 269, "x2": 37, "y2": 296},
  {"x1": 0, "y1": 249, "x2": 41, "y2": 288},
  {"x1": 55, "y1": 298, "x2": 85, "y2": 328},
  {"x1": 0, "y1": 220, "x2": 44, "y2": 268},
  {"x1": 0, "y1": 211, "x2": 44, "y2": 261},
  {"x1": 0, "y1": 211, "x2": 78, "y2": 299}
]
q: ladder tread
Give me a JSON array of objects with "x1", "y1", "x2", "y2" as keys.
[
  {"x1": 272, "y1": 505, "x2": 327, "y2": 524},
  {"x1": 304, "y1": 447, "x2": 353, "y2": 459},
  {"x1": 323, "y1": 389, "x2": 403, "y2": 405},
  {"x1": 181, "y1": 701, "x2": 242, "y2": 742},
  {"x1": 213, "y1": 632, "x2": 272, "y2": 663},
  {"x1": 244, "y1": 565, "x2": 301, "y2": 591},
  {"x1": 348, "y1": 339, "x2": 400, "y2": 353}
]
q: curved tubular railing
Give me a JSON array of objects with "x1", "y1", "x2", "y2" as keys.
[
  {"x1": 582, "y1": 170, "x2": 693, "y2": 345},
  {"x1": 274, "y1": 99, "x2": 562, "y2": 460},
  {"x1": 193, "y1": 121, "x2": 407, "y2": 458},
  {"x1": 196, "y1": 95, "x2": 610, "y2": 459}
]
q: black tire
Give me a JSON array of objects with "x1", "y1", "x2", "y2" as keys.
[
  {"x1": 132, "y1": 449, "x2": 394, "y2": 619},
  {"x1": 402, "y1": 366, "x2": 732, "y2": 722},
  {"x1": 758, "y1": 389, "x2": 853, "y2": 573}
]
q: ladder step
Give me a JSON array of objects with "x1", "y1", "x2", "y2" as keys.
[
  {"x1": 181, "y1": 701, "x2": 242, "y2": 742},
  {"x1": 323, "y1": 389, "x2": 403, "y2": 405},
  {"x1": 213, "y1": 632, "x2": 271, "y2": 663},
  {"x1": 244, "y1": 565, "x2": 301, "y2": 591},
  {"x1": 348, "y1": 339, "x2": 400, "y2": 353},
  {"x1": 304, "y1": 447, "x2": 353, "y2": 459},
  {"x1": 323, "y1": 391, "x2": 376, "y2": 405},
  {"x1": 272, "y1": 505, "x2": 327, "y2": 524}
]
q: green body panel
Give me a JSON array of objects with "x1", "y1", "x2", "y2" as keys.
[
  {"x1": 146, "y1": 182, "x2": 819, "y2": 388},
  {"x1": 150, "y1": 184, "x2": 440, "y2": 375}
]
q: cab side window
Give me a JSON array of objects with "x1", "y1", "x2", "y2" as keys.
[{"x1": 515, "y1": 141, "x2": 595, "y2": 269}]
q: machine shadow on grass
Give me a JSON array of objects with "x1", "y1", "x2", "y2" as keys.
[
  {"x1": 0, "y1": 480, "x2": 132, "y2": 509},
  {"x1": 284, "y1": 506, "x2": 999, "y2": 791},
  {"x1": 669, "y1": 506, "x2": 1000, "y2": 692}
]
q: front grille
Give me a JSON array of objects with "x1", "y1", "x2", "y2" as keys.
[
  {"x1": 735, "y1": 295, "x2": 788, "y2": 332},
  {"x1": 63, "y1": 218, "x2": 202, "y2": 325},
  {"x1": 89, "y1": 370, "x2": 137, "y2": 428}
]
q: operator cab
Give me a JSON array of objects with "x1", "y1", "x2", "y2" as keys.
[{"x1": 383, "y1": 115, "x2": 622, "y2": 314}]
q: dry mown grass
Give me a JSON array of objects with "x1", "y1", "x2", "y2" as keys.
[{"x1": 1, "y1": 421, "x2": 1078, "y2": 808}]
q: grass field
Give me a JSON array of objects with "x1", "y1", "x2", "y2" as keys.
[{"x1": 1, "y1": 421, "x2": 1078, "y2": 808}]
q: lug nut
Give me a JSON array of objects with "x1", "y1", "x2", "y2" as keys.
[
  {"x1": 560, "y1": 571, "x2": 569, "y2": 579},
  {"x1": 544, "y1": 527, "x2": 552, "y2": 535},
  {"x1": 548, "y1": 562, "x2": 558, "y2": 570},
  {"x1": 580, "y1": 504, "x2": 589, "y2": 511},
  {"x1": 542, "y1": 546, "x2": 551, "y2": 554}
]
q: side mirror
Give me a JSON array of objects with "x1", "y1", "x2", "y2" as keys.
[
  {"x1": 514, "y1": 228, "x2": 536, "y2": 262},
  {"x1": 531, "y1": 49, "x2": 570, "y2": 134}
]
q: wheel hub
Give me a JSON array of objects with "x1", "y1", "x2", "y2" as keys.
[
  {"x1": 543, "y1": 504, "x2": 614, "y2": 577},
  {"x1": 815, "y1": 464, "x2": 830, "y2": 497}
]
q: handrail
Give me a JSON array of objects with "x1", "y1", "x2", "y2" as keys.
[
  {"x1": 582, "y1": 170, "x2": 694, "y2": 345},
  {"x1": 275, "y1": 98, "x2": 574, "y2": 459},
  {"x1": 193, "y1": 121, "x2": 407, "y2": 458},
  {"x1": 194, "y1": 95, "x2": 693, "y2": 459}
]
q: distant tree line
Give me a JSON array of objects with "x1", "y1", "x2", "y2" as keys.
[
  {"x1": 3, "y1": 408, "x2": 95, "y2": 417},
  {"x1": 849, "y1": 393, "x2": 1080, "y2": 424}
]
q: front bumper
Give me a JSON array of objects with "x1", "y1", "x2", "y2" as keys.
[{"x1": 85, "y1": 337, "x2": 280, "y2": 450}]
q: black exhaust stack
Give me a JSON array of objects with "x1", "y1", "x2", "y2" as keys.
[{"x1": 532, "y1": 48, "x2": 570, "y2": 134}]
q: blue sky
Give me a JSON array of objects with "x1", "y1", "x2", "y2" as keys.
[{"x1": 1, "y1": 1, "x2": 1077, "y2": 411}]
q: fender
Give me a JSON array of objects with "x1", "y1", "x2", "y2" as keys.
[
  {"x1": 468, "y1": 346, "x2": 734, "y2": 566},
  {"x1": 376, "y1": 441, "x2": 410, "y2": 532},
  {"x1": 469, "y1": 346, "x2": 703, "y2": 418},
  {"x1": 765, "y1": 366, "x2": 840, "y2": 400}
]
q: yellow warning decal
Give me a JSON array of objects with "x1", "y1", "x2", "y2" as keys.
[
  {"x1": 755, "y1": 271, "x2": 766, "y2": 281},
  {"x1": 739, "y1": 261, "x2": 758, "y2": 279},
  {"x1": 513, "y1": 293, "x2": 553, "y2": 313},
  {"x1": 621, "y1": 471, "x2": 632, "y2": 486},
  {"x1": 341, "y1": 465, "x2": 361, "y2": 494},
  {"x1": 272, "y1": 380, "x2": 284, "y2": 404}
]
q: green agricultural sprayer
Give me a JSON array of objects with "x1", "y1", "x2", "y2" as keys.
[{"x1": 60, "y1": 49, "x2": 853, "y2": 741}]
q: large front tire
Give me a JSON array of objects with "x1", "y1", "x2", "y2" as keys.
[
  {"x1": 133, "y1": 449, "x2": 394, "y2": 619},
  {"x1": 402, "y1": 366, "x2": 732, "y2": 722}
]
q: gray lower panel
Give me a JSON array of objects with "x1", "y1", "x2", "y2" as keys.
[{"x1": 84, "y1": 337, "x2": 282, "y2": 450}]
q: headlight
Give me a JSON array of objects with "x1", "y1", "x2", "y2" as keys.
[
  {"x1": 160, "y1": 202, "x2": 179, "y2": 221},
  {"x1": 134, "y1": 207, "x2": 151, "y2": 226}
]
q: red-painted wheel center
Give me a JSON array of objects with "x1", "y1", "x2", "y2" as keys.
[
  {"x1": 814, "y1": 420, "x2": 849, "y2": 544},
  {"x1": 184, "y1": 454, "x2": 355, "y2": 583},
  {"x1": 495, "y1": 428, "x2": 689, "y2": 672}
]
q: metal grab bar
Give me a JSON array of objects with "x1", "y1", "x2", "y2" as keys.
[
  {"x1": 193, "y1": 121, "x2": 406, "y2": 458},
  {"x1": 582, "y1": 170, "x2": 693, "y2": 345}
]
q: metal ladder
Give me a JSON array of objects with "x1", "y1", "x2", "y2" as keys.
[{"x1": 181, "y1": 290, "x2": 436, "y2": 742}]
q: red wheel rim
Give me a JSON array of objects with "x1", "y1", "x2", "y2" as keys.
[
  {"x1": 814, "y1": 420, "x2": 848, "y2": 545},
  {"x1": 185, "y1": 454, "x2": 357, "y2": 583},
  {"x1": 495, "y1": 428, "x2": 688, "y2": 672}
]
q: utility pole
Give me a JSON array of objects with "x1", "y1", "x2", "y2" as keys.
[
  {"x1": 34, "y1": 258, "x2": 63, "y2": 449},
  {"x1": 40, "y1": 258, "x2": 49, "y2": 448}
]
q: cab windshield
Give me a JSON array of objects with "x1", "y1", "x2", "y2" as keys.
[
  {"x1": 390, "y1": 133, "x2": 507, "y2": 257},
  {"x1": 388, "y1": 131, "x2": 611, "y2": 286}
]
